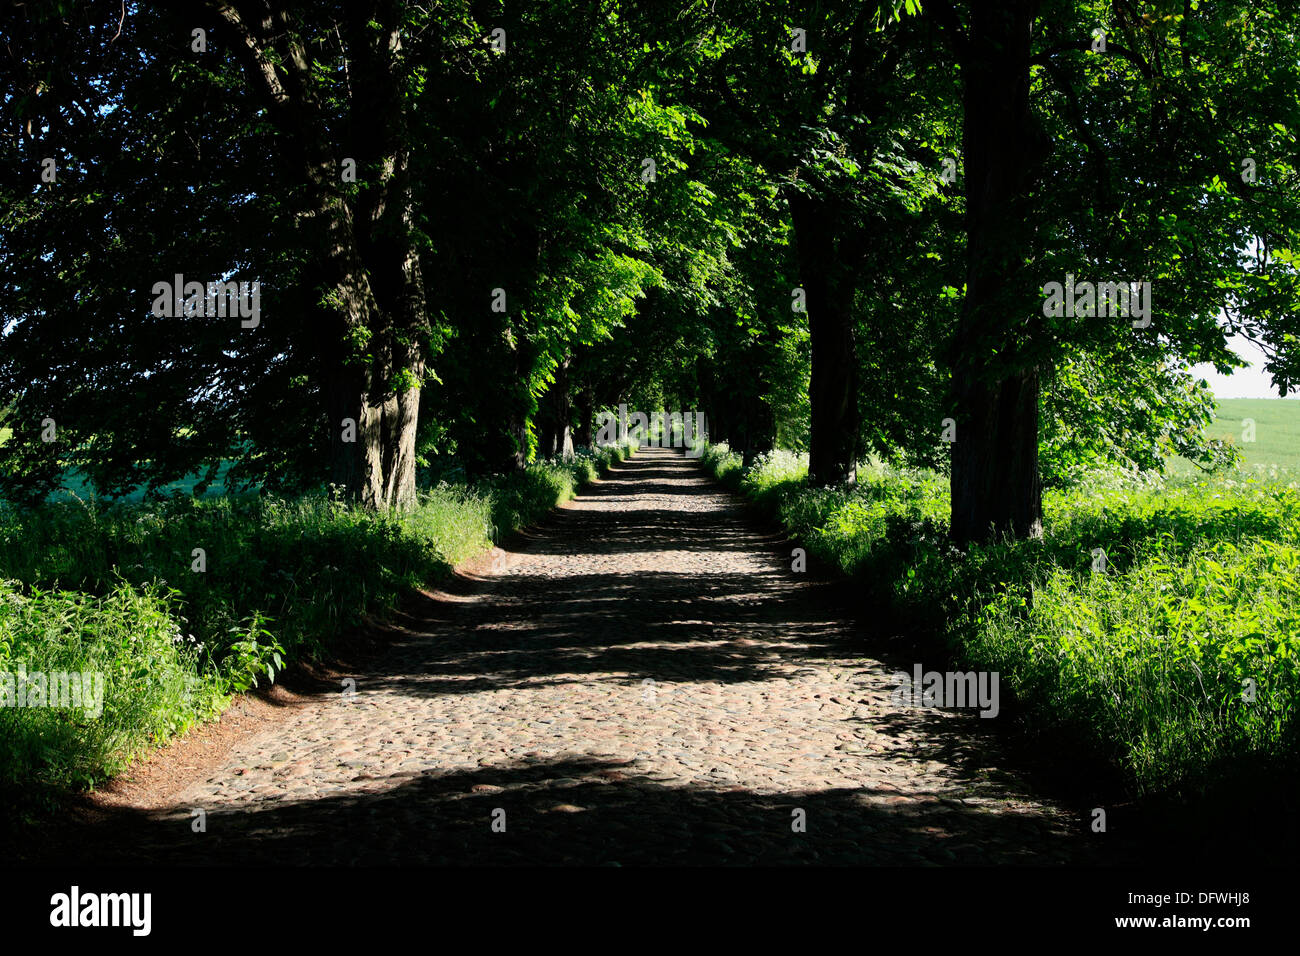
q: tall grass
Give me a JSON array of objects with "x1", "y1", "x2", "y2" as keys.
[{"x1": 0, "y1": 580, "x2": 227, "y2": 799}]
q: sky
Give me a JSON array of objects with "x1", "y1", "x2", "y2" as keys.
[{"x1": 1190, "y1": 334, "x2": 1297, "y2": 400}]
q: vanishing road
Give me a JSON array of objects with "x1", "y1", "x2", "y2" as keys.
[{"x1": 47, "y1": 447, "x2": 1110, "y2": 865}]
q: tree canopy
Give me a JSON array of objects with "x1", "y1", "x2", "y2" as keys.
[{"x1": 2, "y1": 0, "x2": 1296, "y2": 541}]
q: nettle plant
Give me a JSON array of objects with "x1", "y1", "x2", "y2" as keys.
[{"x1": 223, "y1": 611, "x2": 285, "y2": 693}]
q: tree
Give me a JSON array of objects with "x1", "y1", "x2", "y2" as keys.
[
  {"x1": 936, "y1": 0, "x2": 1300, "y2": 541},
  {"x1": 210, "y1": 1, "x2": 432, "y2": 509},
  {"x1": 698, "y1": 0, "x2": 936, "y2": 484},
  {"x1": 943, "y1": 0, "x2": 1048, "y2": 541}
]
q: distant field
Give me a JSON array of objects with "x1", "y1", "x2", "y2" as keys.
[
  {"x1": 1168, "y1": 398, "x2": 1300, "y2": 478},
  {"x1": 0, "y1": 422, "x2": 240, "y2": 499},
  {"x1": 49, "y1": 462, "x2": 239, "y2": 502}
]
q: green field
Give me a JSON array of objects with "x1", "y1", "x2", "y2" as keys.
[
  {"x1": 49, "y1": 463, "x2": 239, "y2": 502},
  {"x1": 1170, "y1": 398, "x2": 1300, "y2": 478},
  {"x1": 0, "y1": 422, "x2": 241, "y2": 501}
]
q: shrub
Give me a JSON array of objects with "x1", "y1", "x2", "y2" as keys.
[{"x1": 0, "y1": 579, "x2": 227, "y2": 801}]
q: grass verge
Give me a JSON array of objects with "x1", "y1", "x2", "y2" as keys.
[{"x1": 0, "y1": 440, "x2": 635, "y2": 815}]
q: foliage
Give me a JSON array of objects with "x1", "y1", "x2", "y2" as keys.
[
  {"x1": 2, "y1": 0, "x2": 1299, "y2": 833},
  {"x1": 0, "y1": 578, "x2": 227, "y2": 802}
]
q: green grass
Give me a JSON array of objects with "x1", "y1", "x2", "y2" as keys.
[
  {"x1": 1170, "y1": 398, "x2": 1300, "y2": 479},
  {"x1": 702, "y1": 442, "x2": 1300, "y2": 800},
  {"x1": 0, "y1": 441, "x2": 635, "y2": 814},
  {"x1": 1, "y1": 580, "x2": 229, "y2": 797}
]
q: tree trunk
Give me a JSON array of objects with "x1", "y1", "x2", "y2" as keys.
[
  {"x1": 380, "y1": 378, "x2": 422, "y2": 510},
  {"x1": 214, "y1": 1, "x2": 428, "y2": 511},
  {"x1": 346, "y1": 7, "x2": 427, "y2": 510},
  {"x1": 949, "y1": 0, "x2": 1046, "y2": 543},
  {"x1": 949, "y1": 368, "x2": 1042, "y2": 542},
  {"x1": 363, "y1": 189, "x2": 426, "y2": 511},
  {"x1": 499, "y1": 339, "x2": 539, "y2": 472},
  {"x1": 574, "y1": 386, "x2": 594, "y2": 449},
  {"x1": 788, "y1": 190, "x2": 858, "y2": 485},
  {"x1": 326, "y1": 360, "x2": 385, "y2": 507},
  {"x1": 537, "y1": 357, "x2": 574, "y2": 459},
  {"x1": 505, "y1": 409, "x2": 529, "y2": 472}
]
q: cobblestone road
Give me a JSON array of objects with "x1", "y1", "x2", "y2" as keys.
[{"x1": 62, "y1": 448, "x2": 1106, "y2": 865}]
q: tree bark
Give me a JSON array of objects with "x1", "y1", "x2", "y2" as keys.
[
  {"x1": 345, "y1": 3, "x2": 427, "y2": 510},
  {"x1": 537, "y1": 357, "x2": 576, "y2": 458},
  {"x1": 788, "y1": 190, "x2": 859, "y2": 485},
  {"x1": 949, "y1": 0, "x2": 1047, "y2": 543}
]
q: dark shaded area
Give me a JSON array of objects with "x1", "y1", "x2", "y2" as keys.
[{"x1": 33, "y1": 754, "x2": 1106, "y2": 867}]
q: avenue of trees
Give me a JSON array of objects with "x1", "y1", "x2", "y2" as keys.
[{"x1": 3, "y1": 0, "x2": 1297, "y2": 542}]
